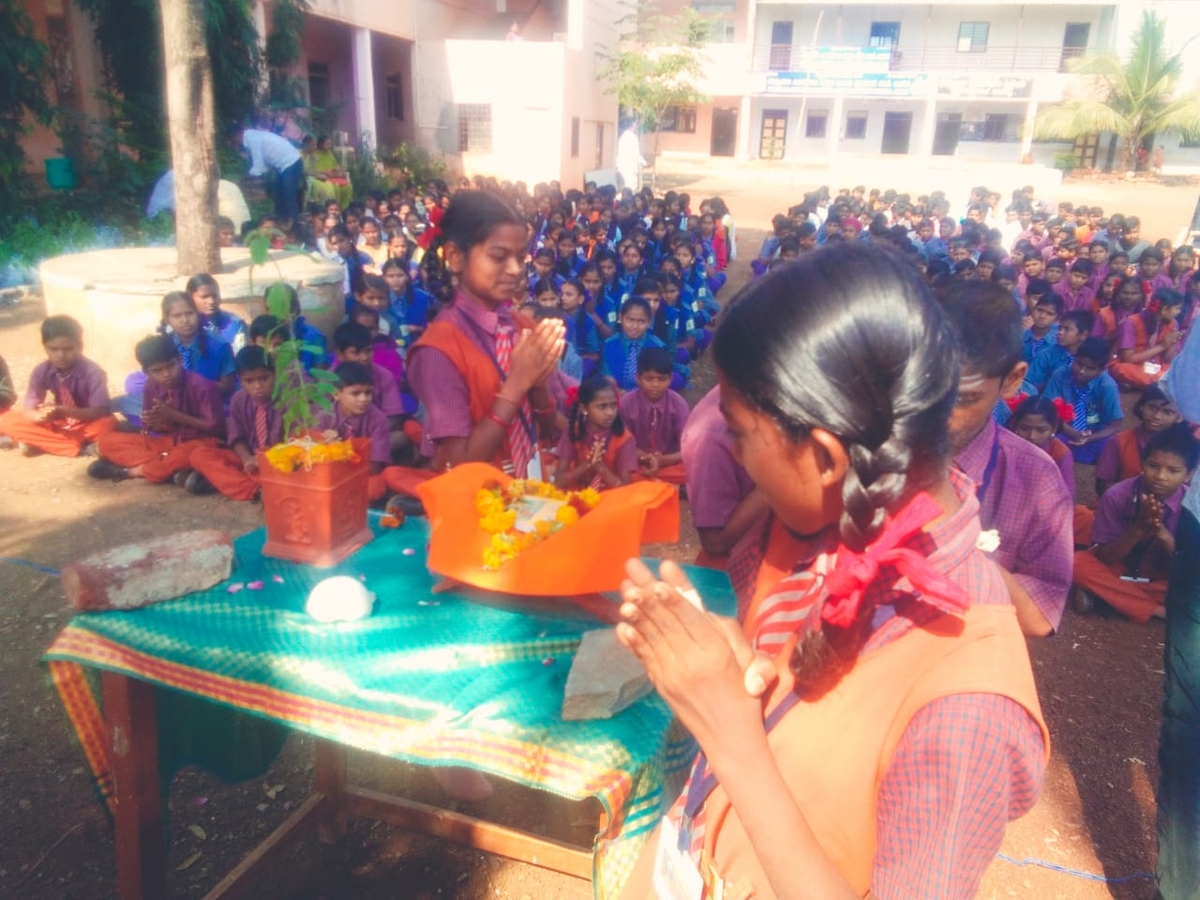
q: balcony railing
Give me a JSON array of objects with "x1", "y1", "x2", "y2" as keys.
[{"x1": 753, "y1": 43, "x2": 1089, "y2": 75}]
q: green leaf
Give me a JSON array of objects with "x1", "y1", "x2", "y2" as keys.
[
  {"x1": 265, "y1": 282, "x2": 292, "y2": 320},
  {"x1": 248, "y1": 232, "x2": 271, "y2": 267}
]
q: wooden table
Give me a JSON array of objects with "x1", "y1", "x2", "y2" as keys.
[{"x1": 102, "y1": 670, "x2": 593, "y2": 900}]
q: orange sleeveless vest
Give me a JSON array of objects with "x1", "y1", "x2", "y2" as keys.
[
  {"x1": 698, "y1": 522, "x2": 1050, "y2": 898},
  {"x1": 410, "y1": 310, "x2": 535, "y2": 472},
  {"x1": 1047, "y1": 437, "x2": 1071, "y2": 464},
  {"x1": 701, "y1": 603, "x2": 1049, "y2": 898},
  {"x1": 569, "y1": 428, "x2": 632, "y2": 478}
]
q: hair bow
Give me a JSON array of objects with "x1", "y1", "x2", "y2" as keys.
[
  {"x1": 1004, "y1": 392, "x2": 1030, "y2": 413},
  {"x1": 1147, "y1": 297, "x2": 1162, "y2": 315},
  {"x1": 564, "y1": 386, "x2": 579, "y2": 408},
  {"x1": 820, "y1": 492, "x2": 969, "y2": 630},
  {"x1": 1051, "y1": 398, "x2": 1075, "y2": 423}
]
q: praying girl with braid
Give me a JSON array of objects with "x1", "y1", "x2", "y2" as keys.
[{"x1": 615, "y1": 243, "x2": 1048, "y2": 900}]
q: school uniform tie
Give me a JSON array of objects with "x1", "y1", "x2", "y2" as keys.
[
  {"x1": 622, "y1": 340, "x2": 641, "y2": 388},
  {"x1": 1072, "y1": 385, "x2": 1093, "y2": 432},
  {"x1": 179, "y1": 342, "x2": 196, "y2": 371},
  {"x1": 55, "y1": 374, "x2": 81, "y2": 429},
  {"x1": 648, "y1": 405, "x2": 660, "y2": 454},
  {"x1": 493, "y1": 325, "x2": 536, "y2": 478},
  {"x1": 254, "y1": 404, "x2": 270, "y2": 450}
]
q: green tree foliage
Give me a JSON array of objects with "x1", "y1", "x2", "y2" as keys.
[
  {"x1": 75, "y1": 0, "x2": 263, "y2": 157},
  {"x1": 0, "y1": 0, "x2": 51, "y2": 218},
  {"x1": 1034, "y1": 11, "x2": 1200, "y2": 172},
  {"x1": 599, "y1": 0, "x2": 708, "y2": 182},
  {"x1": 266, "y1": 0, "x2": 309, "y2": 111}
]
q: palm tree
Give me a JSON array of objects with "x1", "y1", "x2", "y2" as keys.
[{"x1": 1034, "y1": 11, "x2": 1200, "y2": 173}]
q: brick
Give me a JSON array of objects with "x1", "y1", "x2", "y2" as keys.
[{"x1": 62, "y1": 530, "x2": 234, "y2": 612}]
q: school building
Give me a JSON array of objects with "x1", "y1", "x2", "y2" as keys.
[
  {"x1": 652, "y1": 0, "x2": 1200, "y2": 169},
  {"x1": 21, "y1": 0, "x2": 621, "y2": 189}
]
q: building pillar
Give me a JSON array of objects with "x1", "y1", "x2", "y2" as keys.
[
  {"x1": 918, "y1": 96, "x2": 937, "y2": 156},
  {"x1": 352, "y1": 27, "x2": 377, "y2": 151},
  {"x1": 827, "y1": 95, "x2": 843, "y2": 159},
  {"x1": 736, "y1": 94, "x2": 754, "y2": 160},
  {"x1": 1021, "y1": 98, "x2": 1038, "y2": 160}
]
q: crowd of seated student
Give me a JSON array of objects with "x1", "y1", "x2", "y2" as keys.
[
  {"x1": 0, "y1": 178, "x2": 733, "y2": 510},
  {"x1": 755, "y1": 181, "x2": 1199, "y2": 627},
  {"x1": 6, "y1": 174, "x2": 1198, "y2": 633}
]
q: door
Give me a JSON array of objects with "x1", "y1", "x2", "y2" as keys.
[
  {"x1": 932, "y1": 113, "x2": 962, "y2": 156},
  {"x1": 769, "y1": 21, "x2": 794, "y2": 71},
  {"x1": 760, "y1": 109, "x2": 788, "y2": 160},
  {"x1": 1061, "y1": 23, "x2": 1089, "y2": 71},
  {"x1": 881, "y1": 112, "x2": 913, "y2": 155},
  {"x1": 711, "y1": 108, "x2": 737, "y2": 157}
]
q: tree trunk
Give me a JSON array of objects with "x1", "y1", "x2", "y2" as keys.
[{"x1": 160, "y1": 0, "x2": 221, "y2": 275}]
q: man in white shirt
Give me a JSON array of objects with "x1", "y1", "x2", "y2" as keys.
[{"x1": 235, "y1": 126, "x2": 304, "y2": 224}]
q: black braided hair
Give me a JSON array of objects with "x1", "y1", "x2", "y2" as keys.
[{"x1": 713, "y1": 242, "x2": 960, "y2": 696}]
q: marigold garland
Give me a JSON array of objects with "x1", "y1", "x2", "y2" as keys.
[
  {"x1": 264, "y1": 437, "x2": 360, "y2": 473},
  {"x1": 477, "y1": 480, "x2": 601, "y2": 569}
]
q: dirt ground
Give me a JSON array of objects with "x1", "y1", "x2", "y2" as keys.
[{"x1": 1, "y1": 166, "x2": 1192, "y2": 899}]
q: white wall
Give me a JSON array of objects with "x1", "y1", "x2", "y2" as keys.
[
  {"x1": 753, "y1": 3, "x2": 1114, "y2": 60},
  {"x1": 414, "y1": 40, "x2": 567, "y2": 185}
]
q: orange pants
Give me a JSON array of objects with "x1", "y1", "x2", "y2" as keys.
[
  {"x1": 381, "y1": 465, "x2": 435, "y2": 497},
  {"x1": 96, "y1": 433, "x2": 217, "y2": 483},
  {"x1": 693, "y1": 548, "x2": 728, "y2": 571},
  {"x1": 1074, "y1": 504, "x2": 1096, "y2": 548},
  {"x1": 1073, "y1": 550, "x2": 1168, "y2": 622},
  {"x1": 190, "y1": 445, "x2": 261, "y2": 501},
  {"x1": 0, "y1": 410, "x2": 118, "y2": 457},
  {"x1": 1109, "y1": 360, "x2": 1168, "y2": 391}
]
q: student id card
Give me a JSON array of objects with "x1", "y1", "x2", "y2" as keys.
[{"x1": 654, "y1": 817, "x2": 706, "y2": 900}]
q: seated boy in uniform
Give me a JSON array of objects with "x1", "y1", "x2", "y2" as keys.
[
  {"x1": 618, "y1": 347, "x2": 690, "y2": 483},
  {"x1": 0, "y1": 315, "x2": 118, "y2": 457},
  {"x1": 1072, "y1": 423, "x2": 1198, "y2": 622},
  {"x1": 88, "y1": 335, "x2": 225, "y2": 484},
  {"x1": 186, "y1": 346, "x2": 282, "y2": 498}
]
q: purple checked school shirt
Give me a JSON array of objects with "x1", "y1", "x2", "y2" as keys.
[
  {"x1": 618, "y1": 388, "x2": 690, "y2": 455},
  {"x1": 24, "y1": 358, "x2": 110, "y2": 410},
  {"x1": 954, "y1": 417, "x2": 1074, "y2": 632}
]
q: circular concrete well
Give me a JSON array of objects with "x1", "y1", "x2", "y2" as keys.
[{"x1": 39, "y1": 247, "x2": 344, "y2": 391}]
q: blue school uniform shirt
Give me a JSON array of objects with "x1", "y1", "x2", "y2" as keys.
[
  {"x1": 566, "y1": 311, "x2": 601, "y2": 356},
  {"x1": 294, "y1": 316, "x2": 329, "y2": 370},
  {"x1": 1042, "y1": 367, "x2": 1123, "y2": 430},
  {"x1": 173, "y1": 332, "x2": 235, "y2": 382},
  {"x1": 202, "y1": 310, "x2": 247, "y2": 354},
  {"x1": 388, "y1": 285, "x2": 433, "y2": 353},
  {"x1": 1022, "y1": 323, "x2": 1059, "y2": 365},
  {"x1": 600, "y1": 332, "x2": 665, "y2": 391},
  {"x1": 1025, "y1": 344, "x2": 1074, "y2": 393},
  {"x1": 339, "y1": 249, "x2": 373, "y2": 299}
]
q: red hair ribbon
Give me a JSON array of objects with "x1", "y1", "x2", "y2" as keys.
[
  {"x1": 820, "y1": 492, "x2": 969, "y2": 629},
  {"x1": 1147, "y1": 297, "x2": 1162, "y2": 315},
  {"x1": 1003, "y1": 392, "x2": 1029, "y2": 413},
  {"x1": 1051, "y1": 398, "x2": 1075, "y2": 423},
  {"x1": 564, "y1": 386, "x2": 579, "y2": 408}
]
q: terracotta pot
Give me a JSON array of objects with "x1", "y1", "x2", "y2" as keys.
[{"x1": 256, "y1": 437, "x2": 374, "y2": 567}]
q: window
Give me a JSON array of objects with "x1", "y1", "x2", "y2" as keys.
[
  {"x1": 571, "y1": 117, "x2": 580, "y2": 157},
  {"x1": 983, "y1": 114, "x2": 1016, "y2": 142},
  {"x1": 385, "y1": 74, "x2": 403, "y2": 121},
  {"x1": 868, "y1": 22, "x2": 900, "y2": 49},
  {"x1": 307, "y1": 62, "x2": 330, "y2": 110},
  {"x1": 457, "y1": 104, "x2": 492, "y2": 152},
  {"x1": 845, "y1": 113, "x2": 868, "y2": 140},
  {"x1": 692, "y1": 1, "x2": 735, "y2": 42},
  {"x1": 660, "y1": 106, "x2": 697, "y2": 133},
  {"x1": 805, "y1": 113, "x2": 827, "y2": 139},
  {"x1": 957, "y1": 22, "x2": 989, "y2": 52}
]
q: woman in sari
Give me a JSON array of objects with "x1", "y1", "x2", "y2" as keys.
[{"x1": 302, "y1": 135, "x2": 352, "y2": 209}]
